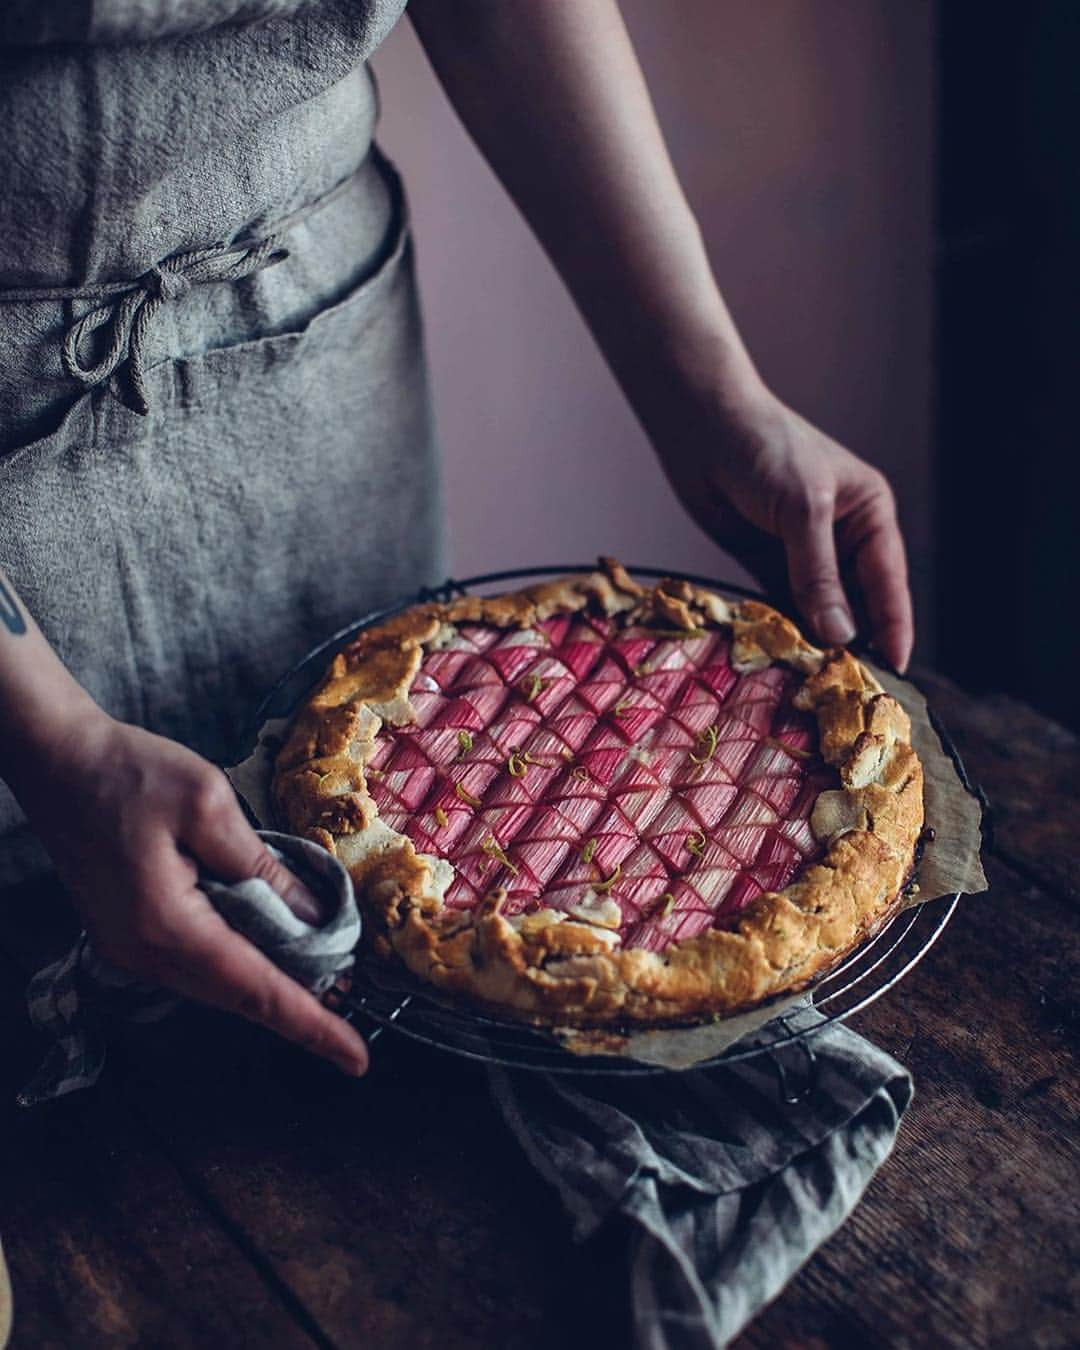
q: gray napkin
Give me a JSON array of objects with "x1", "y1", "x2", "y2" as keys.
[
  {"x1": 491, "y1": 1024, "x2": 912, "y2": 1350},
  {"x1": 18, "y1": 830, "x2": 359, "y2": 1106}
]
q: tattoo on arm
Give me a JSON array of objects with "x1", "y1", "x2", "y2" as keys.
[{"x1": 0, "y1": 579, "x2": 27, "y2": 636}]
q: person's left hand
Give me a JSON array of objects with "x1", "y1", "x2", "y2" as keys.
[{"x1": 656, "y1": 384, "x2": 914, "y2": 672}]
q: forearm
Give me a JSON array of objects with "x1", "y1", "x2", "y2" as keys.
[
  {"x1": 0, "y1": 568, "x2": 99, "y2": 796},
  {"x1": 409, "y1": 0, "x2": 764, "y2": 432}
]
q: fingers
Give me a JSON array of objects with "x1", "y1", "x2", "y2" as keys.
[
  {"x1": 172, "y1": 779, "x2": 367, "y2": 1067},
  {"x1": 179, "y1": 771, "x2": 326, "y2": 924},
  {"x1": 783, "y1": 476, "x2": 913, "y2": 671},
  {"x1": 849, "y1": 494, "x2": 915, "y2": 673},
  {"x1": 156, "y1": 901, "x2": 369, "y2": 1076},
  {"x1": 95, "y1": 845, "x2": 367, "y2": 1075},
  {"x1": 782, "y1": 490, "x2": 857, "y2": 647}
]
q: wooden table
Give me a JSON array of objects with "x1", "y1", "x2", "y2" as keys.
[{"x1": 1, "y1": 670, "x2": 1076, "y2": 1349}]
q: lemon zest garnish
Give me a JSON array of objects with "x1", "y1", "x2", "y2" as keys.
[
  {"x1": 688, "y1": 724, "x2": 719, "y2": 765},
  {"x1": 592, "y1": 862, "x2": 621, "y2": 894},
  {"x1": 633, "y1": 661, "x2": 651, "y2": 677},
  {"x1": 522, "y1": 674, "x2": 548, "y2": 702},
  {"x1": 652, "y1": 626, "x2": 708, "y2": 640},
  {"x1": 612, "y1": 699, "x2": 631, "y2": 719},
  {"x1": 763, "y1": 736, "x2": 814, "y2": 761},
  {"x1": 457, "y1": 730, "x2": 473, "y2": 757},
  {"x1": 455, "y1": 782, "x2": 481, "y2": 807},
  {"x1": 560, "y1": 748, "x2": 575, "y2": 762},
  {"x1": 523, "y1": 750, "x2": 548, "y2": 766},
  {"x1": 508, "y1": 751, "x2": 528, "y2": 778},
  {"x1": 660, "y1": 892, "x2": 676, "y2": 918},
  {"x1": 572, "y1": 765, "x2": 591, "y2": 782},
  {"x1": 686, "y1": 830, "x2": 706, "y2": 858},
  {"x1": 482, "y1": 835, "x2": 519, "y2": 876},
  {"x1": 581, "y1": 838, "x2": 598, "y2": 864},
  {"x1": 434, "y1": 807, "x2": 449, "y2": 828}
]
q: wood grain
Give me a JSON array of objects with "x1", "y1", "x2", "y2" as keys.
[
  {"x1": 106, "y1": 1009, "x2": 631, "y2": 1350},
  {"x1": 914, "y1": 668, "x2": 1080, "y2": 905},
  {"x1": 0, "y1": 952, "x2": 315, "y2": 1350}
]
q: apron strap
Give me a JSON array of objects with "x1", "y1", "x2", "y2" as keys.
[{"x1": 0, "y1": 165, "x2": 366, "y2": 415}]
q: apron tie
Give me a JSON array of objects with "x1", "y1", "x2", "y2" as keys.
[
  {"x1": 0, "y1": 159, "x2": 388, "y2": 416},
  {"x1": 57, "y1": 235, "x2": 288, "y2": 415}
]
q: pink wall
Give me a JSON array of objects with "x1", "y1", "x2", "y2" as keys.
[{"x1": 374, "y1": 1, "x2": 936, "y2": 650}]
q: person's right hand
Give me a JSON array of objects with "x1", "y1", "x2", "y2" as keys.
[
  {"x1": 655, "y1": 385, "x2": 914, "y2": 672},
  {"x1": 15, "y1": 710, "x2": 369, "y2": 1076}
]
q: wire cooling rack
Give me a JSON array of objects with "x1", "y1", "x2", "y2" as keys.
[{"x1": 252, "y1": 565, "x2": 965, "y2": 1089}]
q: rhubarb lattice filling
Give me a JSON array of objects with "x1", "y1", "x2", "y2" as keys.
[{"x1": 364, "y1": 614, "x2": 836, "y2": 953}]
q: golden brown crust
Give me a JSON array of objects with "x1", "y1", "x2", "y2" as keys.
[{"x1": 272, "y1": 560, "x2": 924, "y2": 1026}]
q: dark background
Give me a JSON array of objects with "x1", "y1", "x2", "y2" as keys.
[{"x1": 937, "y1": 0, "x2": 1079, "y2": 731}]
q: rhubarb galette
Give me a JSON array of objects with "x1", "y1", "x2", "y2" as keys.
[{"x1": 273, "y1": 562, "x2": 923, "y2": 1026}]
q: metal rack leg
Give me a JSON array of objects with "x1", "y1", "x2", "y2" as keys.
[
  {"x1": 365, "y1": 994, "x2": 413, "y2": 1045},
  {"x1": 326, "y1": 986, "x2": 415, "y2": 1048}
]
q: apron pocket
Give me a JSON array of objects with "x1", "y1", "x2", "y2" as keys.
[
  {"x1": 174, "y1": 197, "x2": 414, "y2": 397},
  {"x1": 0, "y1": 387, "x2": 97, "y2": 475},
  {"x1": 142, "y1": 146, "x2": 413, "y2": 412}
]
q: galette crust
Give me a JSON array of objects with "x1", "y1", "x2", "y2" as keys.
[{"x1": 272, "y1": 560, "x2": 924, "y2": 1025}]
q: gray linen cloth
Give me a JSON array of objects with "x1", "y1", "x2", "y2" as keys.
[
  {"x1": 18, "y1": 830, "x2": 360, "y2": 1106},
  {"x1": 491, "y1": 1032, "x2": 912, "y2": 1349},
  {"x1": 21, "y1": 838, "x2": 911, "y2": 1348}
]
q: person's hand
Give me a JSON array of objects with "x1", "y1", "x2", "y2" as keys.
[
  {"x1": 657, "y1": 384, "x2": 914, "y2": 672},
  {"x1": 15, "y1": 711, "x2": 368, "y2": 1076}
]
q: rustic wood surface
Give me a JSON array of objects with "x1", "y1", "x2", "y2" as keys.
[{"x1": 0, "y1": 667, "x2": 1076, "y2": 1349}]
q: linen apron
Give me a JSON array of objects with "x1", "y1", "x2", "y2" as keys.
[{"x1": 0, "y1": 1, "x2": 446, "y2": 880}]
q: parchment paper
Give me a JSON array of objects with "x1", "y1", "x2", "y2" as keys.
[
  {"x1": 227, "y1": 657, "x2": 987, "y2": 1070},
  {"x1": 228, "y1": 715, "x2": 292, "y2": 831}
]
